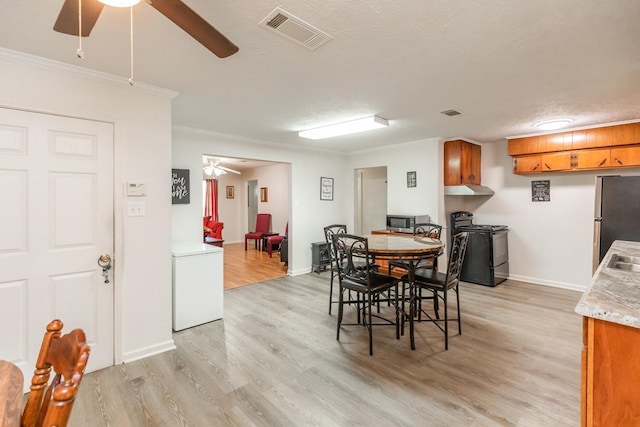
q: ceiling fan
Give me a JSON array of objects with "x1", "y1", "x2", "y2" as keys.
[
  {"x1": 53, "y1": 0, "x2": 239, "y2": 58},
  {"x1": 203, "y1": 158, "x2": 241, "y2": 176}
]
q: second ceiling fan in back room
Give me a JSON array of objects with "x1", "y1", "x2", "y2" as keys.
[
  {"x1": 203, "y1": 158, "x2": 241, "y2": 176},
  {"x1": 53, "y1": 0, "x2": 239, "y2": 58}
]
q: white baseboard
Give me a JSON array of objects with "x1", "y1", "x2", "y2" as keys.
[
  {"x1": 122, "y1": 339, "x2": 176, "y2": 364},
  {"x1": 507, "y1": 274, "x2": 586, "y2": 292}
]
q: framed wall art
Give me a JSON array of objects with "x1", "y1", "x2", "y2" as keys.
[
  {"x1": 532, "y1": 180, "x2": 550, "y2": 202},
  {"x1": 226, "y1": 185, "x2": 234, "y2": 199},
  {"x1": 407, "y1": 171, "x2": 417, "y2": 188},
  {"x1": 260, "y1": 187, "x2": 268, "y2": 202},
  {"x1": 171, "y1": 168, "x2": 190, "y2": 204},
  {"x1": 320, "y1": 177, "x2": 334, "y2": 201}
]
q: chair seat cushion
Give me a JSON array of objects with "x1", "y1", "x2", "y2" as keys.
[
  {"x1": 245, "y1": 231, "x2": 263, "y2": 239},
  {"x1": 402, "y1": 269, "x2": 447, "y2": 289},
  {"x1": 267, "y1": 235, "x2": 284, "y2": 244},
  {"x1": 343, "y1": 271, "x2": 397, "y2": 293}
]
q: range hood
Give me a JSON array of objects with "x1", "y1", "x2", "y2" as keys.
[{"x1": 444, "y1": 184, "x2": 495, "y2": 196}]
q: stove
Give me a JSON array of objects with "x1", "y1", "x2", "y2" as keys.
[{"x1": 450, "y1": 211, "x2": 509, "y2": 287}]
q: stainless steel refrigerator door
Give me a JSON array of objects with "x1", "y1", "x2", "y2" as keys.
[{"x1": 597, "y1": 175, "x2": 640, "y2": 266}]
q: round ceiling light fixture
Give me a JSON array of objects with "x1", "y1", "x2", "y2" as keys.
[
  {"x1": 98, "y1": 0, "x2": 141, "y2": 7},
  {"x1": 534, "y1": 119, "x2": 574, "y2": 131}
]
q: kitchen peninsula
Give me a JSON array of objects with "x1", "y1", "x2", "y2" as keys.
[{"x1": 575, "y1": 240, "x2": 640, "y2": 427}]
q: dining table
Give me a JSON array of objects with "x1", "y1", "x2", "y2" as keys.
[
  {"x1": 364, "y1": 233, "x2": 444, "y2": 350},
  {"x1": 0, "y1": 360, "x2": 23, "y2": 427}
]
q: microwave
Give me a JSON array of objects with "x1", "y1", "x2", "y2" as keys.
[{"x1": 386, "y1": 214, "x2": 432, "y2": 234}]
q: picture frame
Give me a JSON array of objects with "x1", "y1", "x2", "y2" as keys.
[
  {"x1": 320, "y1": 177, "x2": 334, "y2": 201},
  {"x1": 226, "y1": 185, "x2": 234, "y2": 199},
  {"x1": 171, "y1": 168, "x2": 190, "y2": 204},
  {"x1": 531, "y1": 180, "x2": 550, "y2": 202},
  {"x1": 260, "y1": 187, "x2": 268, "y2": 202},
  {"x1": 407, "y1": 171, "x2": 417, "y2": 188}
]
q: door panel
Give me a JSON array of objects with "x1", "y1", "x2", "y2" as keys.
[{"x1": 0, "y1": 108, "x2": 114, "y2": 383}]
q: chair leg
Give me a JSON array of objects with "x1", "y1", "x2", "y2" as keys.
[
  {"x1": 328, "y1": 267, "x2": 335, "y2": 315},
  {"x1": 409, "y1": 283, "x2": 416, "y2": 351},
  {"x1": 367, "y1": 293, "x2": 373, "y2": 356},
  {"x1": 245, "y1": 238, "x2": 248, "y2": 250},
  {"x1": 336, "y1": 287, "x2": 344, "y2": 340},
  {"x1": 267, "y1": 241, "x2": 273, "y2": 257},
  {"x1": 443, "y1": 288, "x2": 449, "y2": 351},
  {"x1": 456, "y1": 284, "x2": 462, "y2": 335},
  {"x1": 394, "y1": 285, "x2": 400, "y2": 340}
]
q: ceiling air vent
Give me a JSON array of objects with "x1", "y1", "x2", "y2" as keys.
[
  {"x1": 259, "y1": 7, "x2": 333, "y2": 51},
  {"x1": 441, "y1": 109, "x2": 462, "y2": 117}
]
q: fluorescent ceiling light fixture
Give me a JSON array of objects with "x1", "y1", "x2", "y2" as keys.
[
  {"x1": 534, "y1": 119, "x2": 573, "y2": 131},
  {"x1": 299, "y1": 115, "x2": 389, "y2": 140},
  {"x1": 98, "y1": 0, "x2": 140, "y2": 7}
]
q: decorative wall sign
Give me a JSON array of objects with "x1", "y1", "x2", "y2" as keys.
[
  {"x1": 407, "y1": 171, "x2": 417, "y2": 188},
  {"x1": 532, "y1": 180, "x2": 550, "y2": 202},
  {"x1": 260, "y1": 187, "x2": 268, "y2": 202},
  {"x1": 226, "y1": 185, "x2": 234, "y2": 199},
  {"x1": 320, "y1": 177, "x2": 334, "y2": 201},
  {"x1": 171, "y1": 168, "x2": 190, "y2": 204}
]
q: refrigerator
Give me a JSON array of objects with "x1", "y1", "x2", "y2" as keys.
[{"x1": 593, "y1": 175, "x2": 640, "y2": 272}]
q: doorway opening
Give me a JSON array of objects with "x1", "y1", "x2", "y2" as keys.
[
  {"x1": 355, "y1": 166, "x2": 388, "y2": 234},
  {"x1": 202, "y1": 155, "x2": 291, "y2": 289}
]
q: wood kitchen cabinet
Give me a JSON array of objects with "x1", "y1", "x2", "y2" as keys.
[
  {"x1": 541, "y1": 151, "x2": 572, "y2": 171},
  {"x1": 508, "y1": 123, "x2": 640, "y2": 170},
  {"x1": 512, "y1": 155, "x2": 541, "y2": 174},
  {"x1": 444, "y1": 139, "x2": 481, "y2": 185},
  {"x1": 581, "y1": 316, "x2": 640, "y2": 426},
  {"x1": 573, "y1": 148, "x2": 610, "y2": 170},
  {"x1": 611, "y1": 146, "x2": 640, "y2": 168}
]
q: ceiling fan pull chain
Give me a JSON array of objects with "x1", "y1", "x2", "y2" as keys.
[
  {"x1": 76, "y1": 0, "x2": 84, "y2": 58},
  {"x1": 128, "y1": 5, "x2": 135, "y2": 85}
]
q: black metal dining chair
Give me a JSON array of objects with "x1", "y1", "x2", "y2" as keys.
[
  {"x1": 388, "y1": 223, "x2": 443, "y2": 275},
  {"x1": 404, "y1": 231, "x2": 469, "y2": 350},
  {"x1": 332, "y1": 233, "x2": 400, "y2": 355},
  {"x1": 324, "y1": 224, "x2": 347, "y2": 315}
]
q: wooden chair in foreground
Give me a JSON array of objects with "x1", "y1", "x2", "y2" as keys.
[{"x1": 22, "y1": 319, "x2": 91, "y2": 427}]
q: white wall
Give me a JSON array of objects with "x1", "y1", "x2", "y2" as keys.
[
  {"x1": 0, "y1": 49, "x2": 175, "y2": 363},
  {"x1": 243, "y1": 163, "x2": 290, "y2": 238},
  {"x1": 214, "y1": 172, "x2": 245, "y2": 243},
  {"x1": 171, "y1": 127, "x2": 347, "y2": 275},
  {"x1": 468, "y1": 140, "x2": 640, "y2": 291},
  {"x1": 347, "y1": 138, "x2": 444, "y2": 230}
]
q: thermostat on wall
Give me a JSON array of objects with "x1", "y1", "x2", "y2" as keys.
[{"x1": 127, "y1": 183, "x2": 147, "y2": 197}]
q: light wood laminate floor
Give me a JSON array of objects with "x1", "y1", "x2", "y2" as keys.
[
  {"x1": 70, "y1": 274, "x2": 582, "y2": 426},
  {"x1": 223, "y1": 243, "x2": 288, "y2": 290}
]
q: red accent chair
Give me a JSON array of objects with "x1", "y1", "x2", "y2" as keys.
[
  {"x1": 203, "y1": 216, "x2": 224, "y2": 240},
  {"x1": 267, "y1": 222, "x2": 288, "y2": 258},
  {"x1": 245, "y1": 213, "x2": 271, "y2": 250}
]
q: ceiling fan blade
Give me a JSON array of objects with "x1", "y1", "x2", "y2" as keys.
[
  {"x1": 217, "y1": 165, "x2": 241, "y2": 174},
  {"x1": 146, "y1": 0, "x2": 239, "y2": 58},
  {"x1": 54, "y1": 0, "x2": 105, "y2": 37}
]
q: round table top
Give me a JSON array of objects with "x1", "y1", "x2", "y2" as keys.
[
  {"x1": 0, "y1": 360, "x2": 23, "y2": 427},
  {"x1": 363, "y1": 234, "x2": 443, "y2": 260}
]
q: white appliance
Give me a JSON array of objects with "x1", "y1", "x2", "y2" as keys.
[{"x1": 171, "y1": 242, "x2": 223, "y2": 331}]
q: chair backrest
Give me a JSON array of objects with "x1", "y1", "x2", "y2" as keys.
[
  {"x1": 414, "y1": 223, "x2": 442, "y2": 239},
  {"x1": 324, "y1": 224, "x2": 347, "y2": 263},
  {"x1": 254, "y1": 213, "x2": 271, "y2": 233},
  {"x1": 331, "y1": 233, "x2": 375, "y2": 286},
  {"x1": 22, "y1": 319, "x2": 91, "y2": 427},
  {"x1": 444, "y1": 232, "x2": 470, "y2": 287}
]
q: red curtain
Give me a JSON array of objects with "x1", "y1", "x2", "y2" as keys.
[{"x1": 204, "y1": 179, "x2": 219, "y2": 221}]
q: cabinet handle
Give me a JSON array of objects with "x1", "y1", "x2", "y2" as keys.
[
  {"x1": 598, "y1": 158, "x2": 607, "y2": 167},
  {"x1": 614, "y1": 157, "x2": 623, "y2": 165},
  {"x1": 544, "y1": 163, "x2": 551, "y2": 170},
  {"x1": 532, "y1": 164, "x2": 539, "y2": 171}
]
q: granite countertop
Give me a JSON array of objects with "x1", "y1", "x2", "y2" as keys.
[{"x1": 575, "y1": 240, "x2": 640, "y2": 328}]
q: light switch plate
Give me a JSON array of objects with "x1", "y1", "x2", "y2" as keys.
[{"x1": 127, "y1": 201, "x2": 145, "y2": 216}]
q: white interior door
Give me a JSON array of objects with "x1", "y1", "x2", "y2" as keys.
[{"x1": 0, "y1": 108, "x2": 114, "y2": 384}]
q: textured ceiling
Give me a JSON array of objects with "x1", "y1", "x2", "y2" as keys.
[{"x1": 1, "y1": 1, "x2": 639, "y2": 153}]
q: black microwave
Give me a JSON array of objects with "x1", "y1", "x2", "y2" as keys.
[{"x1": 386, "y1": 215, "x2": 432, "y2": 234}]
